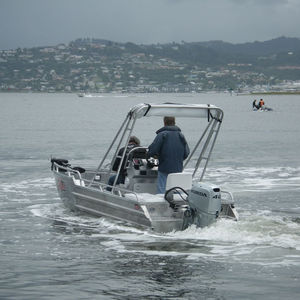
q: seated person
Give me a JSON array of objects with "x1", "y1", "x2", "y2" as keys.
[
  {"x1": 252, "y1": 99, "x2": 259, "y2": 109},
  {"x1": 259, "y1": 98, "x2": 265, "y2": 109},
  {"x1": 107, "y1": 136, "x2": 140, "y2": 191}
]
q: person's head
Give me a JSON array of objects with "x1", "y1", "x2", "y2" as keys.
[
  {"x1": 129, "y1": 136, "x2": 140, "y2": 146},
  {"x1": 164, "y1": 116, "x2": 175, "y2": 126}
]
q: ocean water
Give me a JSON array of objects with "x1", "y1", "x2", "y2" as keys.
[{"x1": 0, "y1": 92, "x2": 300, "y2": 299}]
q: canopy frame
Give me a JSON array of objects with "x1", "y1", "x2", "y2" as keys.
[{"x1": 91, "y1": 103, "x2": 223, "y2": 187}]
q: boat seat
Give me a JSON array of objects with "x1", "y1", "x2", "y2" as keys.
[
  {"x1": 165, "y1": 172, "x2": 192, "y2": 191},
  {"x1": 128, "y1": 147, "x2": 148, "y2": 159},
  {"x1": 164, "y1": 173, "x2": 192, "y2": 207}
]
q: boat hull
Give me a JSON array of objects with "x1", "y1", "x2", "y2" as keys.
[{"x1": 53, "y1": 171, "x2": 185, "y2": 232}]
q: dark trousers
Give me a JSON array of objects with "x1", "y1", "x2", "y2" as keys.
[{"x1": 107, "y1": 174, "x2": 125, "y2": 191}]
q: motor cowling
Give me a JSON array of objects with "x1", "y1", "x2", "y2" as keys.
[{"x1": 185, "y1": 182, "x2": 222, "y2": 228}]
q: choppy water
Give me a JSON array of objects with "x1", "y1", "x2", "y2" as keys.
[{"x1": 1, "y1": 92, "x2": 300, "y2": 299}]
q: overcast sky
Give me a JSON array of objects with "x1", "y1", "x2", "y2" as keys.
[{"x1": 0, "y1": 0, "x2": 300, "y2": 50}]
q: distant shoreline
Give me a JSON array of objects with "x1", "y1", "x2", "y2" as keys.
[
  {"x1": 250, "y1": 91, "x2": 300, "y2": 95},
  {"x1": 1, "y1": 90, "x2": 300, "y2": 95}
]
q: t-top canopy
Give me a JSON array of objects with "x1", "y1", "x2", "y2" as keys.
[{"x1": 130, "y1": 103, "x2": 223, "y2": 120}]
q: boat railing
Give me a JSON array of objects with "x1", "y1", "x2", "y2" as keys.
[
  {"x1": 221, "y1": 190, "x2": 235, "y2": 204},
  {"x1": 82, "y1": 178, "x2": 140, "y2": 201},
  {"x1": 52, "y1": 162, "x2": 83, "y2": 178},
  {"x1": 52, "y1": 161, "x2": 140, "y2": 200}
]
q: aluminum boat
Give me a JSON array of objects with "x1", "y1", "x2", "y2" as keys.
[{"x1": 51, "y1": 103, "x2": 238, "y2": 232}]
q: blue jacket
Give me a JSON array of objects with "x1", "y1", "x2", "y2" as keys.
[{"x1": 148, "y1": 125, "x2": 190, "y2": 174}]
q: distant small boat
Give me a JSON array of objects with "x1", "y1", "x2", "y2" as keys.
[
  {"x1": 252, "y1": 99, "x2": 273, "y2": 111},
  {"x1": 78, "y1": 93, "x2": 103, "y2": 98},
  {"x1": 253, "y1": 106, "x2": 273, "y2": 112}
]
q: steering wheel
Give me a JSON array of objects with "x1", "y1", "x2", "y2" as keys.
[{"x1": 146, "y1": 157, "x2": 159, "y2": 168}]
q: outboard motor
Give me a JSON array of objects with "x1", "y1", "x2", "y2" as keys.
[{"x1": 184, "y1": 182, "x2": 221, "y2": 228}]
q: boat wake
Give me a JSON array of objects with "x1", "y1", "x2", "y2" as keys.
[
  {"x1": 28, "y1": 208, "x2": 300, "y2": 267},
  {"x1": 29, "y1": 186, "x2": 300, "y2": 267},
  {"x1": 2, "y1": 167, "x2": 299, "y2": 266},
  {"x1": 204, "y1": 166, "x2": 300, "y2": 193}
]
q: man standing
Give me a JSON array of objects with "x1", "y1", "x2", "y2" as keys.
[{"x1": 148, "y1": 116, "x2": 190, "y2": 194}]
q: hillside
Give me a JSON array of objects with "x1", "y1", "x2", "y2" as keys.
[
  {"x1": 197, "y1": 36, "x2": 300, "y2": 56},
  {"x1": 1, "y1": 37, "x2": 300, "y2": 93}
]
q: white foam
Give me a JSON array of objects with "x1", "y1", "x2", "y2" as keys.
[
  {"x1": 17, "y1": 173, "x2": 300, "y2": 266},
  {"x1": 86, "y1": 213, "x2": 300, "y2": 266},
  {"x1": 203, "y1": 166, "x2": 300, "y2": 192},
  {"x1": 0, "y1": 177, "x2": 55, "y2": 194}
]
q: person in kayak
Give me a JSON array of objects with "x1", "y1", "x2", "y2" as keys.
[
  {"x1": 252, "y1": 99, "x2": 259, "y2": 110},
  {"x1": 259, "y1": 98, "x2": 265, "y2": 109}
]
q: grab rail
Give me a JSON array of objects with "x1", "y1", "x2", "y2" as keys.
[
  {"x1": 52, "y1": 161, "x2": 140, "y2": 201},
  {"x1": 221, "y1": 190, "x2": 234, "y2": 204},
  {"x1": 52, "y1": 162, "x2": 82, "y2": 178}
]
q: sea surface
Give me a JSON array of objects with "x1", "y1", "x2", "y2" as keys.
[{"x1": 0, "y1": 92, "x2": 300, "y2": 300}]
